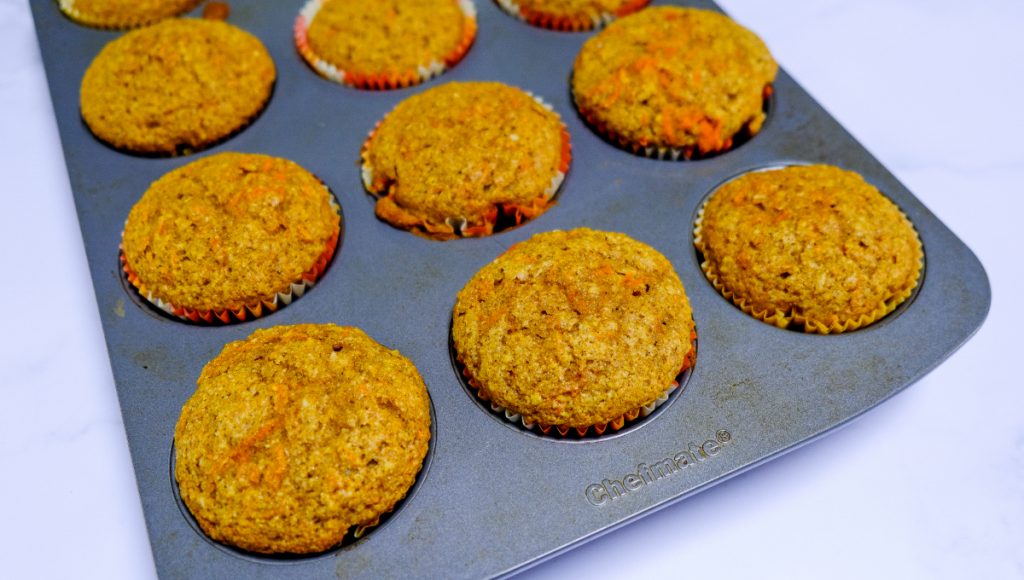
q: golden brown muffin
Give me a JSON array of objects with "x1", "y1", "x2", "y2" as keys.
[
  {"x1": 58, "y1": 0, "x2": 202, "y2": 29},
  {"x1": 362, "y1": 82, "x2": 572, "y2": 240},
  {"x1": 572, "y1": 6, "x2": 777, "y2": 159},
  {"x1": 120, "y1": 153, "x2": 341, "y2": 323},
  {"x1": 452, "y1": 228, "x2": 696, "y2": 436},
  {"x1": 80, "y1": 19, "x2": 276, "y2": 155},
  {"x1": 694, "y1": 165, "x2": 924, "y2": 334},
  {"x1": 294, "y1": 0, "x2": 477, "y2": 89},
  {"x1": 494, "y1": 0, "x2": 649, "y2": 32},
  {"x1": 175, "y1": 325, "x2": 432, "y2": 554}
]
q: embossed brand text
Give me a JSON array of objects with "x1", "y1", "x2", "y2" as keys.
[{"x1": 584, "y1": 430, "x2": 732, "y2": 506}]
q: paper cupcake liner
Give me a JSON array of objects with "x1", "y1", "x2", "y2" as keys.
[
  {"x1": 457, "y1": 332, "x2": 696, "y2": 438},
  {"x1": 294, "y1": 0, "x2": 477, "y2": 90},
  {"x1": 121, "y1": 198, "x2": 341, "y2": 324},
  {"x1": 693, "y1": 200, "x2": 924, "y2": 334},
  {"x1": 361, "y1": 91, "x2": 572, "y2": 240},
  {"x1": 349, "y1": 497, "x2": 397, "y2": 540},
  {"x1": 494, "y1": 0, "x2": 649, "y2": 32},
  {"x1": 572, "y1": 84, "x2": 773, "y2": 160},
  {"x1": 58, "y1": 0, "x2": 203, "y2": 29}
]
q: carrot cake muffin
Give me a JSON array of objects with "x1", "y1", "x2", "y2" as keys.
[
  {"x1": 694, "y1": 165, "x2": 924, "y2": 334},
  {"x1": 452, "y1": 228, "x2": 696, "y2": 436},
  {"x1": 572, "y1": 6, "x2": 777, "y2": 159},
  {"x1": 80, "y1": 19, "x2": 276, "y2": 155},
  {"x1": 120, "y1": 153, "x2": 341, "y2": 323},
  {"x1": 175, "y1": 324, "x2": 432, "y2": 554},
  {"x1": 494, "y1": 0, "x2": 649, "y2": 32},
  {"x1": 59, "y1": 0, "x2": 202, "y2": 29},
  {"x1": 362, "y1": 81, "x2": 571, "y2": 240},
  {"x1": 294, "y1": 0, "x2": 477, "y2": 89}
]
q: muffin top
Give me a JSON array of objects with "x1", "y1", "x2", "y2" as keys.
[
  {"x1": 175, "y1": 325, "x2": 432, "y2": 554},
  {"x1": 453, "y1": 228, "x2": 694, "y2": 428},
  {"x1": 695, "y1": 165, "x2": 923, "y2": 333},
  {"x1": 572, "y1": 6, "x2": 777, "y2": 155},
  {"x1": 362, "y1": 82, "x2": 569, "y2": 240},
  {"x1": 59, "y1": 0, "x2": 201, "y2": 28},
  {"x1": 121, "y1": 153, "x2": 340, "y2": 313},
  {"x1": 303, "y1": 0, "x2": 474, "y2": 82},
  {"x1": 498, "y1": 0, "x2": 650, "y2": 31},
  {"x1": 80, "y1": 19, "x2": 275, "y2": 155}
]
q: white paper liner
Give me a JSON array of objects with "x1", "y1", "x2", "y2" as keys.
[
  {"x1": 295, "y1": 0, "x2": 477, "y2": 87},
  {"x1": 495, "y1": 0, "x2": 621, "y2": 30},
  {"x1": 131, "y1": 274, "x2": 313, "y2": 321},
  {"x1": 491, "y1": 381, "x2": 679, "y2": 433}
]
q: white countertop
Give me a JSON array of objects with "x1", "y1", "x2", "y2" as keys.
[{"x1": 1, "y1": 0, "x2": 1021, "y2": 578}]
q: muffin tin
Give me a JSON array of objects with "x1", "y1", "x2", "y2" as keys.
[{"x1": 31, "y1": 0, "x2": 990, "y2": 578}]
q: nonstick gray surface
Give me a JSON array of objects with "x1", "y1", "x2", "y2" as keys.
[{"x1": 30, "y1": 0, "x2": 990, "y2": 578}]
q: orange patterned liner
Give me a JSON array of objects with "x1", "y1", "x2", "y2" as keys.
[
  {"x1": 293, "y1": 0, "x2": 477, "y2": 90},
  {"x1": 494, "y1": 0, "x2": 649, "y2": 32},
  {"x1": 360, "y1": 92, "x2": 573, "y2": 240},
  {"x1": 120, "y1": 227, "x2": 340, "y2": 324},
  {"x1": 693, "y1": 195, "x2": 923, "y2": 334},
  {"x1": 457, "y1": 331, "x2": 696, "y2": 437},
  {"x1": 575, "y1": 84, "x2": 773, "y2": 160}
]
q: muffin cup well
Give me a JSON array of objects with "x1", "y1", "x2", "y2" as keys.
[
  {"x1": 360, "y1": 91, "x2": 572, "y2": 240},
  {"x1": 693, "y1": 189, "x2": 924, "y2": 334},
  {"x1": 493, "y1": 0, "x2": 650, "y2": 32},
  {"x1": 456, "y1": 330, "x2": 696, "y2": 438},
  {"x1": 293, "y1": 0, "x2": 477, "y2": 90},
  {"x1": 58, "y1": 0, "x2": 203, "y2": 29},
  {"x1": 573, "y1": 84, "x2": 773, "y2": 161}
]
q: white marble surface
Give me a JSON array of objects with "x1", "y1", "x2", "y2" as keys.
[{"x1": 1, "y1": 0, "x2": 1021, "y2": 578}]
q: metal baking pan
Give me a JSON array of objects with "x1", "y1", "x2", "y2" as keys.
[{"x1": 30, "y1": 0, "x2": 990, "y2": 577}]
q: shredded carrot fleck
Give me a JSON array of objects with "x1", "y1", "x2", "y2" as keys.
[
  {"x1": 661, "y1": 107, "x2": 676, "y2": 142},
  {"x1": 696, "y1": 118, "x2": 722, "y2": 152},
  {"x1": 690, "y1": 67, "x2": 703, "y2": 87},
  {"x1": 485, "y1": 306, "x2": 508, "y2": 327},
  {"x1": 623, "y1": 272, "x2": 647, "y2": 289}
]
